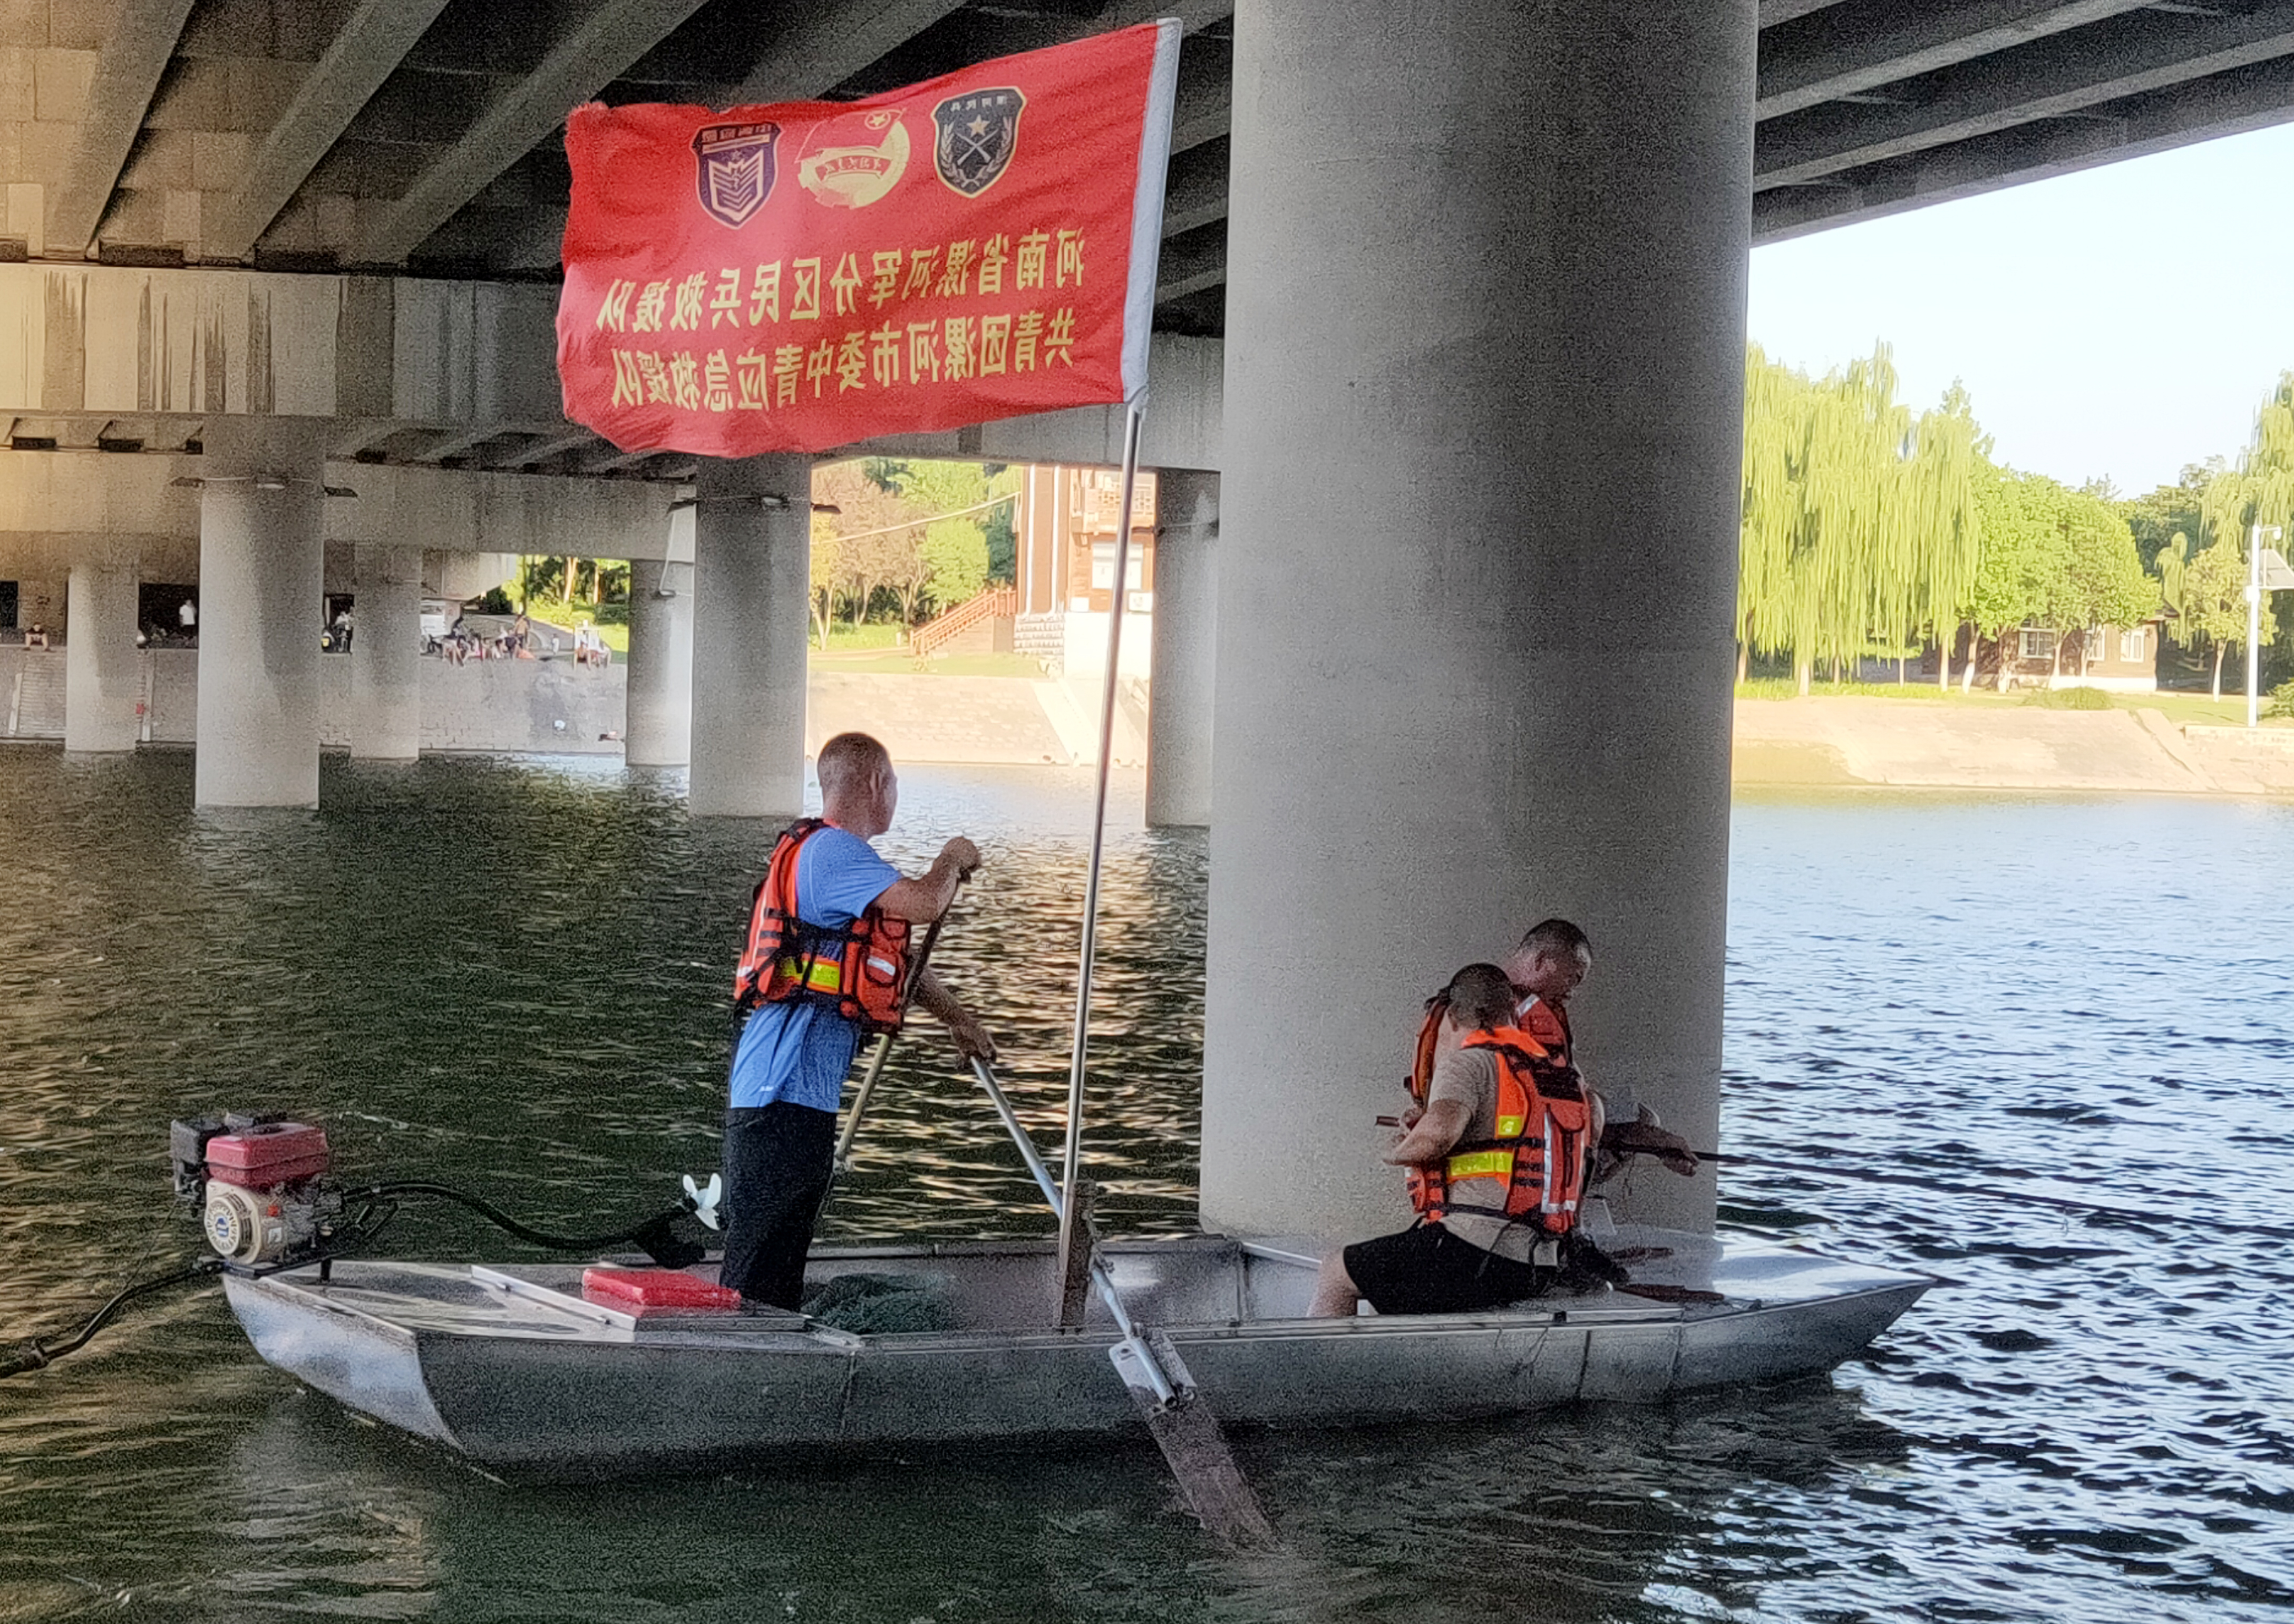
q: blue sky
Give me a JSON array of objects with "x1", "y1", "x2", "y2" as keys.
[{"x1": 1747, "y1": 120, "x2": 2294, "y2": 498}]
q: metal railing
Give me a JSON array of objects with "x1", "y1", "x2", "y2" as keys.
[{"x1": 910, "y1": 587, "x2": 1015, "y2": 659}]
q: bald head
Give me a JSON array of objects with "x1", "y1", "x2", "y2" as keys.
[{"x1": 817, "y1": 731, "x2": 896, "y2": 834}]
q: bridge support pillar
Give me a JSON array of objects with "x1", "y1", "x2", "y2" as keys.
[
  {"x1": 195, "y1": 419, "x2": 327, "y2": 808},
  {"x1": 351, "y1": 543, "x2": 422, "y2": 761},
  {"x1": 1200, "y1": 0, "x2": 1752, "y2": 1239},
  {"x1": 689, "y1": 455, "x2": 809, "y2": 818},
  {"x1": 1146, "y1": 469, "x2": 1217, "y2": 828},
  {"x1": 625, "y1": 552, "x2": 694, "y2": 768},
  {"x1": 63, "y1": 551, "x2": 141, "y2": 753}
]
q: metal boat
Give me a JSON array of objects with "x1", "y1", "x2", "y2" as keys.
[{"x1": 221, "y1": 1224, "x2": 1930, "y2": 1479}]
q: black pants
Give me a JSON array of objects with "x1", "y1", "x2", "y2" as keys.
[{"x1": 717, "y1": 1102, "x2": 838, "y2": 1309}]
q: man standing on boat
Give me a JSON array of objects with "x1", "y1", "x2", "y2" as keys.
[{"x1": 719, "y1": 731, "x2": 995, "y2": 1309}]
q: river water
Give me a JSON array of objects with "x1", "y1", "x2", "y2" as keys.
[{"x1": 0, "y1": 749, "x2": 2288, "y2": 1623}]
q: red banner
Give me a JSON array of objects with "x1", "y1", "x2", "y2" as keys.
[{"x1": 556, "y1": 22, "x2": 1179, "y2": 458}]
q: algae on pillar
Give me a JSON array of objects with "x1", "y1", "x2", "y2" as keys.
[
  {"x1": 1146, "y1": 469, "x2": 1218, "y2": 829},
  {"x1": 689, "y1": 455, "x2": 810, "y2": 818},
  {"x1": 1200, "y1": 0, "x2": 1753, "y2": 1239},
  {"x1": 195, "y1": 419, "x2": 328, "y2": 808}
]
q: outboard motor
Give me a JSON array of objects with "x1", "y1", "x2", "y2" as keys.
[{"x1": 170, "y1": 1113, "x2": 338, "y2": 1268}]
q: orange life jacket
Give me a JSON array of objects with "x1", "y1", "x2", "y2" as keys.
[
  {"x1": 732, "y1": 819, "x2": 911, "y2": 1035},
  {"x1": 1407, "y1": 993, "x2": 1573, "y2": 1104},
  {"x1": 1405, "y1": 1023, "x2": 1592, "y2": 1238}
]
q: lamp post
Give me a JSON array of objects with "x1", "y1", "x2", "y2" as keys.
[{"x1": 2250, "y1": 524, "x2": 2281, "y2": 730}]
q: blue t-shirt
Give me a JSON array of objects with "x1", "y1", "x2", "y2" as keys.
[{"x1": 728, "y1": 825, "x2": 903, "y2": 1113}]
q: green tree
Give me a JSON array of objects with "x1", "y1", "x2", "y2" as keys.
[
  {"x1": 808, "y1": 521, "x2": 840, "y2": 649},
  {"x1": 1955, "y1": 466, "x2": 2146, "y2": 687},
  {"x1": 2121, "y1": 462, "x2": 2215, "y2": 572},
  {"x1": 812, "y1": 460, "x2": 910, "y2": 628},
  {"x1": 2181, "y1": 540, "x2": 2252, "y2": 699},
  {"x1": 981, "y1": 462, "x2": 1018, "y2": 584},
  {"x1": 1963, "y1": 463, "x2": 2062, "y2": 690},
  {"x1": 1738, "y1": 345, "x2": 1981, "y2": 694},
  {"x1": 871, "y1": 458, "x2": 1013, "y2": 618},
  {"x1": 2045, "y1": 484, "x2": 2152, "y2": 674}
]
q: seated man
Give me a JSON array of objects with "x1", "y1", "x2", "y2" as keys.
[{"x1": 1310, "y1": 963, "x2": 1618, "y2": 1317}]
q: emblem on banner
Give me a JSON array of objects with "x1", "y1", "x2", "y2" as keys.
[
  {"x1": 691, "y1": 122, "x2": 780, "y2": 227},
  {"x1": 797, "y1": 109, "x2": 911, "y2": 208},
  {"x1": 932, "y1": 88, "x2": 1025, "y2": 197}
]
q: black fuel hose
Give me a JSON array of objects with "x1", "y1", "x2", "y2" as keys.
[
  {"x1": 3, "y1": 1258, "x2": 226, "y2": 1379},
  {"x1": 345, "y1": 1182, "x2": 703, "y2": 1267}
]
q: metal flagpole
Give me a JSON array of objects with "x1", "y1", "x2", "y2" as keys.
[{"x1": 1057, "y1": 402, "x2": 1146, "y2": 1282}]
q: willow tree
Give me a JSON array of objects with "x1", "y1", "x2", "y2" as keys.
[
  {"x1": 2163, "y1": 373, "x2": 2294, "y2": 688},
  {"x1": 1739, "y1": 345, "x2": 1982, "y2": 694}
]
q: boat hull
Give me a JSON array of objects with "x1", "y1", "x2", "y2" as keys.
[{"x1": 222, "y1": 1228, "x2": 1930, "y2": 1478}]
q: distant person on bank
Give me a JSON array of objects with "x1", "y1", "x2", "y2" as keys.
[
  {"x1": 1309, "y1": 922, "x2": 1697, "y2": 1318},
  {"x1": 720, "y1": 731, "x2": 994, "y2": 1309}
]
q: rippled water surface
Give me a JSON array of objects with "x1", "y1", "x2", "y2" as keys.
[{"x1": 1, "y1": 750, "x2": 2289, "y2": 1622}]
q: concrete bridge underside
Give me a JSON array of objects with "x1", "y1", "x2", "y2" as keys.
[{"x1": 4, "y1": 0, "x2": 2285, "y2": 1241}]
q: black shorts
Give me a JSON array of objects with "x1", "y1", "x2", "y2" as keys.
[{"x1": 1341, "y1": 1222, "x2": 1552, "y2": 1315}]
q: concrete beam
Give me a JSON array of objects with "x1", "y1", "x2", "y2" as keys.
[
  {"x1": 207, "y1": 0, "x2": 458, "y2": 262},
  {"x1": 1755, "y1": 46, "x2": 2294, "y2": 240},
  {"x1": 1757, "y1": 3, "x2": 2294, "y2": 187},
  {"x1": 730, "y1": 0, "x2": 968, "y2": 102},
  {"x1": 851, "y1": 332, "x2": 1224, "y2": 472},
  {"x1": 1168, "y1": 70, "x2": 1232, "y2": 153},
  {"x1": 355, "y1": 0, "x2": 716, "y2": 265},
  {"x1": 1759, "y1": 0, "x2": 1849, "y2": 23},
  {"x1": 48, "y1": 0, "x2": 201, "y2": 255},
  {"x1": 489, "y1": 206, "x2": 570, "y2": 274},
  {"x1": 417, "y1": 424, "x2": 517, "y2": 463},
  {"x1": 1757, "y1": 0, "x2": 2151, "y2": 121},
  {"x1": 1155, "y1": 237, "x2": 1226, "y2": 307},
  {"x1": 1161, "y1": 140, "x2": 1229, "y2": 238},
  {"x1": 507, "y1": 429, "x2": 600, "y2": 468}
]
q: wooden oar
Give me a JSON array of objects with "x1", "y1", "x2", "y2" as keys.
[
  {"x1": 970, "y1": 1055, "x2": 1278, "y2": 1553},
  {"x1": 813, "y1": 906, "x2": 954, "y2": 1230}
]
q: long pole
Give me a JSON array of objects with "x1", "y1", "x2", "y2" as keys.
[
  {"x1": 1058, "y1": 404, "x2": 1145, "y2": 1271},
  {"x1": 812, "y1": 906, "x2": 953, "y2": 1230},
  {"x1": 2249, "y1": 523, "x2": 2265, "y2": 731}
]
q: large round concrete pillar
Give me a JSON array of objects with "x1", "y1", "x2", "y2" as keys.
[
  {"x1": 1200, "y1": 0, "x2": 1753, "y2": 1239},
  {"x1": 1145, "y1": 469, "x2": 1217, "y2": 828},
  {"x1": 625, "y1": 547, "x2": 694, "y2": 768},
  {"x1": 689, "y1": 455, "x2": 809, "y2": 817},
  {"x1": 351, "y1": 543, "x2": 422, "y2": 761},
  {"x1": 63, "y1": 550, "x2": 141, "y2": 753},
  {"x1": 195, "y1": 419, "x2": 327, "y2": 808}
]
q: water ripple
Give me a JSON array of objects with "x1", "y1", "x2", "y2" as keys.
[{"x1": 0, "y1": 759, "x2": 2287, "y2": 1621}]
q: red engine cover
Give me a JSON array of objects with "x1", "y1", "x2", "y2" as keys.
[{"x1": 205, "y1": 1122, "x2": 330, "y2": 1188}]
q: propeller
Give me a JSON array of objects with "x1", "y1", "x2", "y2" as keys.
[{"x1": 681, "y1": 1173, "x2": 722, "y2": 1231}]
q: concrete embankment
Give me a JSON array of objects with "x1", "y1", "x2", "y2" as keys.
[
  {"x1": 0, "y1": 650, "x2": 1145, "y2": 764},
  {"x1": 1733, "y1": 696, "x2": 2294, "y2": 796},
  {"x1": 9, "y1": 647, "x2": 2290, "y2": 794}
]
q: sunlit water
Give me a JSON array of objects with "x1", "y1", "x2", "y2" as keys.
[{"x1": 0, "y1": 750, "x2": 2288, "y2": 1622}]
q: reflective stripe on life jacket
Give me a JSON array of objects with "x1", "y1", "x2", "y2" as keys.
[
  {"x1": 732, "y1": 819, "x2": 912, "y2": 1035},
  {"x1": 1405, "y1": 1025, "x2": 1592, "y2": 1238}
]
